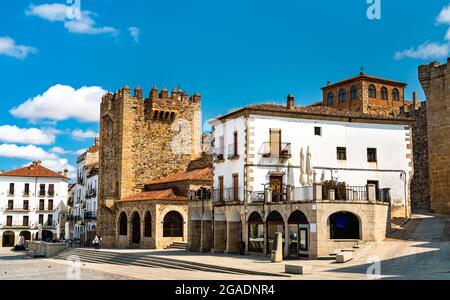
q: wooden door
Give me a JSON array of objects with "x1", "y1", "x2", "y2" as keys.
[
  {"x1": 270, "y1": 175, "x2": 283, "y2": 202},
  {"x1": 233, "y1": 174, "x2": 239, "y2": 201},
  {"x1": 270, "y1": 130, "x2": 281, "y2": 157}
]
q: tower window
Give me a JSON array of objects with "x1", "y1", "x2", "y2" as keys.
[
  {"x1": 338, "y1": 89, "x2": 346, "y2": 103},
  {"x1": 327, "y1": 92, "x2": 335, "y2": 105},
  {"x1": 368, "y1": 85, "x2": 376, "y2": 98},
  {"x1": 350, "y1": 85, "x2": 358, "y2": 100},
  {"x1": 381, "y1": 86, "x2": 388, "y2": 100},
  {"x1": 392, "y1": 88, "x2": 400, "y2": 101}
]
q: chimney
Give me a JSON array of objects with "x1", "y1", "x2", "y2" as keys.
[
  {"x1": 287, "y1": 94, "x2": 295, "y2": 110},
  {"x1": 33, "y1": 160, "x2": 42, "y2": 166},
  {"x1": 94, "y1": 137, "x2": 99, "y2": 146},
  {"x1": 63, "y1": 169, "x2": 69, "y2": 178},
  {"x1": 172, "y1": 88, "x2": 179, "y2": 100},
  {"x1": 413, "y1": 92, "x2": 420, "y2": 110},
  {"x1": 122, "y1": 84, "x2": 131, "y2": 96}
]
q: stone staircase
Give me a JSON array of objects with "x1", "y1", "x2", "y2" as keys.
[
  {"x1": 165, "y1": 242, "x2": 187, "y2": 250},
  {"x1": 52, "y1": 248, "x2": 289, "y2": 277},
  {"x1": 318, "y1": 241, "x2": 363, "y2": 260}
]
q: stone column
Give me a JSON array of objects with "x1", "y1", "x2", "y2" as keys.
[
  {"x1": 226, "y1": 221, "x2": 241, "y2": 254},
  {"x1": 189, "y1": 220, "x2": 201, "y2": 252},
  {"x1": 200, "y1": 220, "x2": 213, "y2": 252},
  {"x1": 140, "y1": 220, "x2": 145, "y2": 247},
  {"x1": 213, "y1": 221, "x2": 226, "y2": 253},
  {"x1": 284, "y1": 221, "x2": 289, "y2": 257}
]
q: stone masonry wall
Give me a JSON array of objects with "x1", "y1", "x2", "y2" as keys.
[
  {"x1": 402, "y1": 103, "x2": 430, "y2": 212},
  {"x1": 419, "y1": 60, "x2": 450, "y2": 214}
]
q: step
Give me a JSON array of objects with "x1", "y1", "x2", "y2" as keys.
[{"x1": 54, "y1": 249, "x2": 290, "y2": 277}]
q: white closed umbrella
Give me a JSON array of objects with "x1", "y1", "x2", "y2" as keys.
[
  {"x1": 56, "y1": 224, "x2": 61, "y2": 240},
  {"x1": 300, "y1": 148, "x2": 306, "y2": 186},
  {"x1": 321, "y1": 170, "x2": 326, "y2": 183},
  {"x1": 306, "y1": 146, "x2": 313, "y2": 185}
]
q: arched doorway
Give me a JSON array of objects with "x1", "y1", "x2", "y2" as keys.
[
  {"x1": 42, "y1": 230, "x2": 53, "y2": 242},
  {"x1": 19, "y1": 231, "x2": 31, "y2": 241},
  {"x1": 266, "y1": 211, "x2": 284, "y2": 253},
  {"x1": 288, "y1": 210, "x2": 309, "y2": 257},
  {"x1": 163, "y1": 211, "x2": 183, "y2": 237},
  {"x1": 131, "y1": 212, "x2": 141, "y2": 245},
  {"x1": 144, "y1": 211, "x2": 152, "y2": 238},
  {"x1": 329, "y1": 212, "x2": 360, "y2": 239},
  {"x1": 248, "y1": 212, "x2": 264, "y2": 253},
  {"x1": 119, "y1": 212, "x2": 127, "y2": 236},
  {"x1": 2, "y1": 231, "x2": 15, "y2": 247}
]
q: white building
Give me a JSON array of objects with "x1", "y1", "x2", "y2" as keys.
[
  {"x1": 0, "y1": 160, "x2": 69, "y2": 247},
  {"x1": 196, "y1": 95, "x2": 414, "y2": 258},
  {"x1": 72, "y1": 138, "x2": 99, "y2": 245}
]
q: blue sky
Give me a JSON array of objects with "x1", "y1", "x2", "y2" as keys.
[{"x1": 1, "y1": 0, "x2": 450, "y2": 178}]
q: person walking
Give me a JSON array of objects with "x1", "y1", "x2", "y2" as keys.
[{"x1": 92, "y1": 235, "x2": 100, "y2": 251}]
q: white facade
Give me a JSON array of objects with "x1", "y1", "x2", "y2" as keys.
[
  {"x1": 0, "y1": 166, "x2": 68, "y2": 246},
  {"x1": 212, "y1": 112, "x2": 412, "y2": 214},
  {"x1": 72, "y1": 139, "x2": 98, "y2": 245}
]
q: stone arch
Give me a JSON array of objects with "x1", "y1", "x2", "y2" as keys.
[
  {"x1": 2, "y1": 231, "x2": 15, "y2": 247},
  {"x1": 288, "y1": 210, "x2": 309, "y2": 224},
  {"x1": 130, "y1": 211, "x2": 141, "y2": 244},
  {"x1": 265, "y1": 210, "x2": 285, "y2": 253},
  {"x1": 144, "y1": 211, "x2": 152, "y2": 238},
  {"x1": 19, "y1": 231, "x2": 32, "y2": 241},
  {"x1": 328, "y1": 211, "x2": 361, "y2": 240},
  {"x1": 118, "y1": 211, "x2": 128, "y2": 236},
  {"x1": 163, "y1": 211, "x2": 184, "y2": 237},
  {"x1": 247, "y1": 211, "x2": 264, "y2": 253}
]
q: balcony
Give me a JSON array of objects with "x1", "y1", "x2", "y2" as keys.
[
  {"x1": 7, "y1": 190, "x2": 15, "y2": 197},
  {"x1": 212, "y1": 187, "x2": 243, "y2": 203},
  {"x1": 23, "y1": 191, "x2": 30, "y2": 197},
  {"x1": 260, "y1": 142, "x2": 292, "y2": 160},
  {"x1": 214, "y1": 148, "x2": 225, "y2": 162},
  {"x1": 227, "y1": 144, "x2": 239, "y2": 160},
  {"x1": 3, "y1": 207, "x2": 30, "y2": 213},
  {"x1": 189, "y1": 189, "x2": 212, "y2": 202},
  {"x1": 84, "y1": 211, "x2": 97, "y2": 220},
  {"x1": 85, "y1": 189, "x2": 97, "y2": 199},
  {"x1": 242, "y1": 184, "x2": 391, "y2": 205},
  {"x1": 36, "y1": 206, "x2": 54, "y2": 212},
  {"x1": 47, "y1": 191, "x2": 55, "y2": 197},
  {"x1": 1, "y1": 223, "x2": 30, "y2": 229}
]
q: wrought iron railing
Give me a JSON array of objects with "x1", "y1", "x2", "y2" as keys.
[
  {"x1": 212, "y1": 188, "x2": 243, "y2": 203},
  {"x1": 227, "y1": 144, "x2": 239, "y2": 159},
  {"x1": 259, "y1": 142, "x2": 292, "y2": 159}
]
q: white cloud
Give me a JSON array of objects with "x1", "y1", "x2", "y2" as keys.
[
  {"x1": 10, "y1": 84, "x2": 106, "y2": 123},
  {"x1": 0, "y1": 36, "x2": 37, "y2": 60},
  {"x1": 25, "y1": 3, "x2": 68, "y2": 22},
  {"x1": 26, "y1": 3, "x2": 117, "y2": 36},
  {"x1": 0, "y1": 144, "x2": 58, "y2": 161},
  {"x1": 74, "y1": 148, "x2": 87, "y2": 155},
  {"x1": 0, "y1": 125, "x2": 56, "y2": 145},
  {"x1": 129, "y1": 27, "x2": 140, "y2": 43},
  {"x1": 65, "y1": 12, "x2": 118, "y2": 35},
  {"x1": 71, "y1": 129, "x2": 98, "y2": 140},
  {"x1": 40, "y1": 158, "x2": 76, "y2": 179},
  {"x1": 437, "y1": 4, "x2": 450, "y2": 25},
  {"x1": 394, "y1": 41, "x2": 449, "y2": 60},
  {"x1": 49, "y1": 146, "x2": 69, "y2": 155}
]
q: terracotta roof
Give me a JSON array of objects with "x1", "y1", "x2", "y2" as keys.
[
  {"x1": 145, "y1": 167, "x2": 213, "y2": 185},
  {"x1": 0, "y1": 162, "x2": 67, "y2": 179},
  {"x1": 217, "y1": 103, "x2": 413, "y2": 123},
  {"x1": 321, "y1": 74, "x2": 407, "y2": 89},
  {"x1": 119, "y1": 188, "x2": 187, "y2": 203}
]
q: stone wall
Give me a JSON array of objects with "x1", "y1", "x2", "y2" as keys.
[
  {"x1": 419, "y1": 60, "x2": 450, "y2": 215},
  {"x1": 402, "y1": 103, "x2": 430, "y2": 212},
  {"x1": 98, "y1": 85, "x2": 203, "y2": 245}
]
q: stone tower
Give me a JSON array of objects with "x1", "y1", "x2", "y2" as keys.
[
  {"x1": 419, "y1": 59, "x2": 450, "y2": 214},
  {"x1": 97, "y1": 85, "x2": 202, "y2": 244}
]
